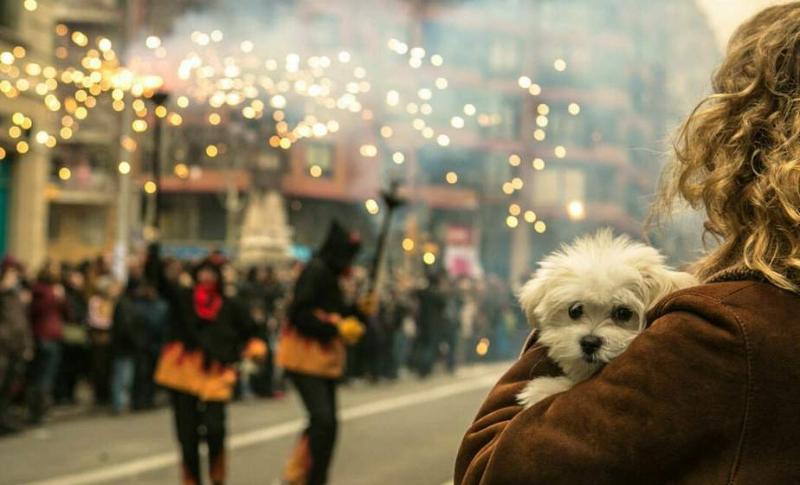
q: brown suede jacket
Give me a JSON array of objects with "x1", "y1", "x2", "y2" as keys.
[{"x1": 455, "y1": 271, "x2": 800, "y2": 484}]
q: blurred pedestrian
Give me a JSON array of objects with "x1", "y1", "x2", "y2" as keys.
[
  {"x1": 483, "y1": 276, "x2": 510, "y2": 361},
  {"x1": 412, "y1": 271, "x2": 447, "y2": 378},
  {"x1": 27, "y1": 262, "x2": 67, "y2": 424},
  {"x1": 110, "y1": 279, "x2": 147, "y2": 414},
  {"x1": 154, "y1": 254, "x2": 266, "y2": 485},
  {"x1": 456, "y1": 279, "x2": 479, "y2": 365},
  {"x1": 0, "y1": 257, "x2": 33, "y2": 434},
  {"x1": 55, "y1": 267, "x2": 89, "y2": 405},
  {"x1": 132, "y1": 282, "x2": 168, "y2": 410},
  {"x1": 87, "y1": 276, "x2": 115, "y2": 406},
  {"x1": 277, "y1": 222, "x2": 366, "y2": 485},
  {"x1": 377, "y1": 287, "x2": 411, "y2": 380},
  {"x1": 239, "y1": 267, "x2": 278, "y2": 398},
  {"x1": 441, "y1": 277, "x2": 460, "y2": 374}
]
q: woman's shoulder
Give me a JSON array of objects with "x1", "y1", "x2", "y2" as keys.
[
  {"x1": 646, "y1": 279, "x2": 800, "y2": 368},
  {"x1": 649, "y1": 279, "x2": 799, "y2": 322}
]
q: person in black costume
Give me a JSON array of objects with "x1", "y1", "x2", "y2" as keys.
[{"x1": 277, "y1": 221, "x2": 366, "y2": 485}]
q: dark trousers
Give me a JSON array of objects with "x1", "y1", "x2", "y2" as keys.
[
  {"x1": 250, "y1": 338, "x2": 275, "y2": 397},
  {"x1": 89, "y1": 331, "x2": 112, "y2": 405},
  {"x1": 27, "y1": 340, "x2": 62, "y2": 423},
  {"x1": 170, "y1": 391, "x2": 226, "y2": 485},
  {"x1": 287, "y1": 372, "x2": 338, "y2": 485},
  {"x1": 412, "y1": 337, "x2": 436, "y2": 378},
  {"x1": 133, "y1": 350, "x2": 158, "y2": 409},
  {"x1": 54, "y1": 342, "x2": 87, "y2": 404},
  {"x1": 0, "y1": 354, "x2": 23, "y2": 427},
  {"x1": 379, "y1": 331, "x2": 399, "y2": 380}
]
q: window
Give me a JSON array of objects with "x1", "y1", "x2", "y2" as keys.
[
  {"x1": 80, "y1": 207, "x2": 107, "y2": 245},
  {"x1": 584, "y1": 166, "x2": 616, "y2": 203},
  {"x1": 258, "y1": 151, "x2": 281, "y2": 171},
  {"x1": 486, "y1": 152, "x2": 512, "y2": 195},
  {"x1": 417, "y1": 148, "x2": 485, "y2": 190},
  {"x1": 48, "y1": 205, "x2": 62, "y2": 242},
  {"x1": 487, "y1": 35, "x2": 520, "y2": 74},
  {"x1": 197, "y1": 195, "x2": 226, "y2": 241},
  {"x1": 549, "y1": 105, "x2": 591, "y2": 147},
  {"x1": 563, "y1": 169, "x2": 585, "y2": 201},
  {"x1": 531, "y1": 168, "x2": 587, "y2": 207},
  {"x1": 306, "y1": 143, "x2": 334, "y2": 178},
  {"x1": 251, "y1": 151, "x2": 284, "y2": 190},
  {"x1": 422, "y1": 21, "x2": 486, "y2": 69},
  {"x1": 484, "y1": 96, "x2": 520, "y2": 140},
  {"x1": 0, "y1": 1, "x2": 20, "y2": 29},
  {"x1": 532, "y1": 170, "x2": 559, "y2": 207},
  {"x1": 537, "y1": 1, "x2": 593, "y2": 33}
]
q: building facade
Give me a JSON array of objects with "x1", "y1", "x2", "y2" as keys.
[
  {"x1": 0, "y1": 0, "x2": 127, "y2": 269},
  {"x1": 1, "y1": 0, "x2": 720, "y2": 279}
]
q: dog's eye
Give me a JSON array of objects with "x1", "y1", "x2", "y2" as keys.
[
  {"x1": 568, "y1": 303, "x2": 584, "y2": 320},
  {"x1": 612, "y1": 307, "x2": 634, "y2": 322}
]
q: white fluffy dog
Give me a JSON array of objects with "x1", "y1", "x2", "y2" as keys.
[{"x1": 516, "y1": 230, "x2": 697, "y2": 408}]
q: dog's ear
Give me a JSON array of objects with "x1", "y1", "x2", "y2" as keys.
[
  {"x1": 518, "y1": 275, "x2": 547, "y2": 327},
  {"x1": 643, "y1": 268, "x2": 697, "y2": 306}
]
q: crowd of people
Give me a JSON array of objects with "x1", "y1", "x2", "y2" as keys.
[{"x1": 0, "y1": 246, "x2": 527, "y2": 436}]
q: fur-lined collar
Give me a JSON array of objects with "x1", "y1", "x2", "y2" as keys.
[
  {"x1": 707, "y1": 266, "x2": 800, "y2": 290},
  {"x1": 706, "y1": 266, "x2": 768, "y2": 284}
]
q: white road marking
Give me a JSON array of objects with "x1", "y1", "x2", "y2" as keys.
[{"x1": 26, "y1": 370, "x2": 502, "y2": 485}]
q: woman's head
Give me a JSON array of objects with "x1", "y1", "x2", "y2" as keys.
[
  {"x1": 37, "y1": 261, "x2": 61, "y2": 284},
  {"x1": 654, "y1": 2, "x2": 800, "y2": 291}
]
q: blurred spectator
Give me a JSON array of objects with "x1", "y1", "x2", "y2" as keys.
[
  {"x1": 132, "y1": 282, "x2": 168, "y2": 410},
  {"x1": 412, "y1": 272, "x2": 447, "y2": 378},
  {"x1": 441, "y1": 277, "x2": 460, "y2": 374},
  {"x1": 110, "y1": 276, "x2": 168, "y2": 413},
  {"x1": 86, "y1": 276, "x2": 115, "y2": 406},
  {"x1": 0, "y1": 244, "x2": 534, "y2": 433},
  {"x1": 110, "y1": 280, "x2": 147, "y2": 413},
  {"x1": 55, "y1": 267, "x2": 89, "y2": 405},
  {"x1": 0, "y1": 257, "x2": 33, "y2": 435},
  {"x1": 239, "y1": 266, "x2": 281, "y2": 397},
  {"x1": 263, "y1": 267, "x2": 284, "y2": 315},
  {"x1": 377, "y1": 287, "x2": 412, "y2": 380},
  {"x1": 456, "y1": 278, "x2": 480, "y2": 366},
  {"x1": 27, "y1": 262, "x2": 67, "y2": 424}
]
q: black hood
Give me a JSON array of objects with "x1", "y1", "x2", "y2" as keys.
[{"x1": 318, "y1": 221, "x2": 361, "y2": 275}]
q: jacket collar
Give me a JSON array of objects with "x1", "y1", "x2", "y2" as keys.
[
  {"x1": 706, "y1": 265, "x2": 768, "y2": 284},
  {"x1": 705, "y1": 265, "x2": 800, "y2": 286}
]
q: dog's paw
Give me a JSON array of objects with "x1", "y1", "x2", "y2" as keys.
[{"x1": 516, "y1": 376, "x2": 574, "y2": 409}]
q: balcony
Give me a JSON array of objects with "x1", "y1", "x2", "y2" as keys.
[
  {"x1": 52, "y1": 0, "x2": 122, "y2": 24},
  {"x1": 48, "y1": 165, "x2": 116, "y2": 205}
]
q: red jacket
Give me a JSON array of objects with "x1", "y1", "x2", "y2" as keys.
[{"x1": 30, "y1": 282, "x2": 66, "y2": 342}]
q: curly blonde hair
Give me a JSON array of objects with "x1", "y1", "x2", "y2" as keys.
[{"x1": 653, "y1": 2, "x2": 800, "y2": 291}]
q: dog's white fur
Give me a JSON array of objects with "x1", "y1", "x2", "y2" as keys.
[{"x1": 516, "y1": 229, "x2": 697, "y2": 408}]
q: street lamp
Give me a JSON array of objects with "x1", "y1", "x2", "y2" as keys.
[
  {"x1": 147, "y1": 91, "x2": 169, "y2": 230},
  {"x1": 366, "y1": 180, "x2": 406, "y2": 313}
]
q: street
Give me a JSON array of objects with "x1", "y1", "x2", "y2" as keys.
[{"x1": 0, "y1": 363, "x2": 507, "y2": 485}]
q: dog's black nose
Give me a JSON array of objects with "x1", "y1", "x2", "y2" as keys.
[{"x1": 580, "y1": 335, "x2": 603, "y2": 355}]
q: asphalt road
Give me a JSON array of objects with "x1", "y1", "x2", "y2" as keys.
[{"x1": 0, "y1": 363, "x2": 509, "y2": 485}]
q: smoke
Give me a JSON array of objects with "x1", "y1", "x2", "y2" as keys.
[{"x1": 124, "y1": 0, "x2": 720, "y2": 268}]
